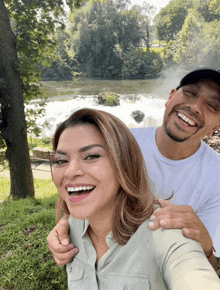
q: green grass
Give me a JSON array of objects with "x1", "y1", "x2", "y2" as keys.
[
  {"x1": 0, "y1": 176, "x2": 57, "y2": 201},
  {"x1": 0, "y1": 177, "x2": 67, "y2": 290},
  {"x1": 0, "y1": 176, "x2": 10, "y2": 201}
]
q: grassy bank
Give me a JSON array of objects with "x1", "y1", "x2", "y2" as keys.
[{"x1": 0, "y1": 177, "x2": 67, "y2": 290}]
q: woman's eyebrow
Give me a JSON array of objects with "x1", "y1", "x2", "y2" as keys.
[
  {"x1": 79, "y1": 144, "x2": 104, "y2": 153},
  {"x1": 54, "y1": 150, "x2": 67, "y2": 155},
  {"x1": 55, "y1": 144, "x2": 104, "y2": 155}
]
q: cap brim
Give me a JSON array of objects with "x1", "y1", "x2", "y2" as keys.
[{"x1": 177, "y1": 69, "x2": 220, "y2": 89}]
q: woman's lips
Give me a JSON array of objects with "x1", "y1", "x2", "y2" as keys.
[
  {"x1": 67, "y1": 185, "x2": 95, "y2": 202},
  {"x1": 68, "y1": 191, "x2": 93, "y2": 202}
]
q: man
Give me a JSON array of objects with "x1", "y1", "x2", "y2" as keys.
[{"x1": 47, "y1": 68, "x2": 220, "y2": 271}]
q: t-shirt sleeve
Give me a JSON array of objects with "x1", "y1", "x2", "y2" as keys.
[
  {"x1": 196, "y1": 181, "x2": 220, "y2": 258},
  {"x1": 153, "y1": 228, "x2": 220, "y2": 289}
]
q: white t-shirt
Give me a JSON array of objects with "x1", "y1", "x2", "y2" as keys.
[{"x1": 131, "y1": 127, "x2": 220, "y2": 257}]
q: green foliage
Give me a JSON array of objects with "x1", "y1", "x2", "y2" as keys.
[
  {"x1": 104, "y1": 93, "x2": 118, "y2": 104},
  {"x1": 97, "y1": 92, "x2": 120, "y2": 106},
  {"x1": 209, "y1": 0, "x2": 220, "y2": 15},
  {"x1": 164, "y1": 7, "x2": 220, "y2": 70},
  {"x1": 121, "y1": 48, "x2": 163, "y2": 79},
  {"x1": 154, "y1": 0, "x2": 194, "y2": 43},
  {"x1": 0, "y1": 193, "x2": 68, "y2": 290},
  {"x1": 66, "y1": 0, "x2": 160, "y2": 79},
  {"x1": 28, "y1": 137, "x2": 52, "y2": 150},
  {"x1": 40, "y1": 32, "x2": 77, "y2": 81},
  {"x1": 196, "y1": 0, "x2": 220, "y2": 22}
]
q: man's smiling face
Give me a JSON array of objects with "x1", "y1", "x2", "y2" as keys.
[{"x1": 163, "y1": 79, "x2": 220, "y2": 143}]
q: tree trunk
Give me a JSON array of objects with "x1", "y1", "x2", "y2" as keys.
[{"x1": 0, "y1": 0, "x2": 34, "y2": 198}]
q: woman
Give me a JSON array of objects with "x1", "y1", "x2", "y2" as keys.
[{"x1": 51, "y1": 108, "x2": 220, "y2": 289}]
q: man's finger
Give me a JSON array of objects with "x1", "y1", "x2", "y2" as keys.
[
  {"x1": 156, "y1": 200, "x2": 194, "y2": 215},
  {"x1": 56, "y1": 217, "x2": 70, "y2": 245},
  {"x1": 55, "y1": 247, "x2": 79, "y2": 266}
]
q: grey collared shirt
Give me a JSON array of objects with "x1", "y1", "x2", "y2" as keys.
[{"x1": 67, "y1": 217, "x2": 220, "y2": 290}]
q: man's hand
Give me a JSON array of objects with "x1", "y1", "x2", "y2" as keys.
[
  {"x1": 47, "y1": 215, "x2": 79, "y2": 266},
  {"x1": 149, "y1": 200, "x2": 213, "y2": 255}
]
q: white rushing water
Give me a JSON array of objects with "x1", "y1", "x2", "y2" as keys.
[{"x1": 30, "y1": 94, "x2": 166, "y2": 138}]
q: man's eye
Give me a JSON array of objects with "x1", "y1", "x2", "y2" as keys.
[
  {"x1": 185, "y1": 89, "x2": 196, "y2": 97},
  {"x1": 85, "y1": 154, "x2": 100, "y2": 160},
  {"x1": 207, "y1": 103, "x2": 219, "y2": 112}
]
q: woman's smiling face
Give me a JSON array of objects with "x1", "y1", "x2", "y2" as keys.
[{"x1": 52, "y1": 124, "x2": 120, "y2": 221}]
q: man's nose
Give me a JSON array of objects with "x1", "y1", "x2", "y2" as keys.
[
  {"x1": 187, "y1": 98, "x2": 202, "y2": 115},
  {"x1": 64, "y1": 160, "x2": 84, "y2": 178}
]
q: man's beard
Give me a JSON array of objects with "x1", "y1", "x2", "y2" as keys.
[
  {"x1": 164, "y1": 121, "x2": 190, "y2": 142},
  {"x1": 164, "y1": 106, "x2": 202, "y2": 142}
]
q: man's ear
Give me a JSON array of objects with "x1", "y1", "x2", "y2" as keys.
[
  {"x1": 165, "y1": 89, "x2": 177, "y2": 107},
  {"x1": 212, "y1": 124, "x2": 220, "y2": 132}
]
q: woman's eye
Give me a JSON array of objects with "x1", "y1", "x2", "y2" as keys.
[
  {"x1": 85, "y1": 154, "x2": 100, "y2": 161},
  {"x1": 54, "y1": 158, "x2": 68, "y2": 165}
]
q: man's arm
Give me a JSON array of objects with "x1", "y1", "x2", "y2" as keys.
[
  {"x1": 47, "y1": 215, "x2": 78, "y2": 266},
  {"x1": 149, "y1": 199, "x2": 219, "y2": 271}
]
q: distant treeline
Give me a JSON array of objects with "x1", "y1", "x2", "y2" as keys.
[
  {"x1": 40, "y1": 0, "x2": 163, "y2": 81},
  {"x1": 40, "y1": 0, "x2": 220, "y2": 81}
]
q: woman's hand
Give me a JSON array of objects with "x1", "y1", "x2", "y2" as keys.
[{"x1": 47, "y1": 215, "x2": 79, "y2": 266}]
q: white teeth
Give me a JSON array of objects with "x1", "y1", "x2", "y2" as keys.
[
  {"x1": 177, "y1": 113, "x2": 196, "y2": 126},
  {"x1": 67, "y1": 186, "x2": 94, "y2": 193}
]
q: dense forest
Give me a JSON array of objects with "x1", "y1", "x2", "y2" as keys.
[{"x1": 40, "y1": 0, "x2": 220, "y2": 80}]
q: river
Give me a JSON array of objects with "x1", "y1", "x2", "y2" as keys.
[{"x1": 30, "y1": 71, "x2": 185, "y2": 138}]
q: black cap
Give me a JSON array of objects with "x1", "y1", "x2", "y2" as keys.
[{"x1": 176, "y1": 69, "x2": 220, "y2": 90}]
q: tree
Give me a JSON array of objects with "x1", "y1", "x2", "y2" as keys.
[
  {"x1": 171, "y1": 10, "x2": 206, "y2": 69},
  {"x1": 70, "y1": 0, "x2": 124, "y2": 78},
  {"x1": 69, "y1": 0, "x2": 157, "y2": 78},
  {"x1": 164, "y1": 7, "x2": 220, "y2": 70},
  {"x1": 40, "y1": 32, "x2": 77, "y2": 80},
  {"x1": 154, "y1": 0, "x2": 194, "y2": 43},
  {"x1": 0, "y1": 0, "x2": 77, "y2": 199}
]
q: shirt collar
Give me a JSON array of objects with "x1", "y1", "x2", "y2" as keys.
[{"x1": 82, "y1": 219, "x2": 116, "y2": 247}]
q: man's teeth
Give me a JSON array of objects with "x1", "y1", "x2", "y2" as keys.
[{"x1": 177, "y1": 113, "x2": 196, "y2": 126}]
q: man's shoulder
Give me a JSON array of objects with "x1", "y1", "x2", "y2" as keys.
[
  {"x1": 130, "y1": 126, "x2": 156, "y2": 138},
  {"x1": 202, "y1": 141, "x2": 220, "y2": 165}
]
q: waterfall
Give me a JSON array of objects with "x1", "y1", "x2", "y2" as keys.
[{"x1": 27, "y1": 94, "x2": 166, "y2": 138}]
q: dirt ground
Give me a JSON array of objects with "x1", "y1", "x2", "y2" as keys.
[{"x1": 0, "y1": 161, "x2": 52, "y2": 179}]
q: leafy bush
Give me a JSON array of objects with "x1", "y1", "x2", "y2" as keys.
[{"x1": 121, "y1": 48, "x2": 163, "y2": 79}]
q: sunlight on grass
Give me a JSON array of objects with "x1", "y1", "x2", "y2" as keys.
[{"x1": 0, "y1": 176, "x2": 57, "y2": 201}]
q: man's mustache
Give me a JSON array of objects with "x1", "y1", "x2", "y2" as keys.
[{"x1": 171, "y1": 106, "x2": 204, "y2": 127}]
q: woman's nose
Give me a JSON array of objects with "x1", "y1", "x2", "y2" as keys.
[{"x1": 64, "y1": 160, "x2": 84, "y2": 178}]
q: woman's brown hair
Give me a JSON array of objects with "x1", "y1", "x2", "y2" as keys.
[{"x1": 53, "y1": 108, "x2": 156, "y2": 245}]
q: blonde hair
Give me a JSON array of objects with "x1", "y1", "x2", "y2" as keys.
[{"x1": 53, "y1": 108, "x2": 155, "y2": 245}]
